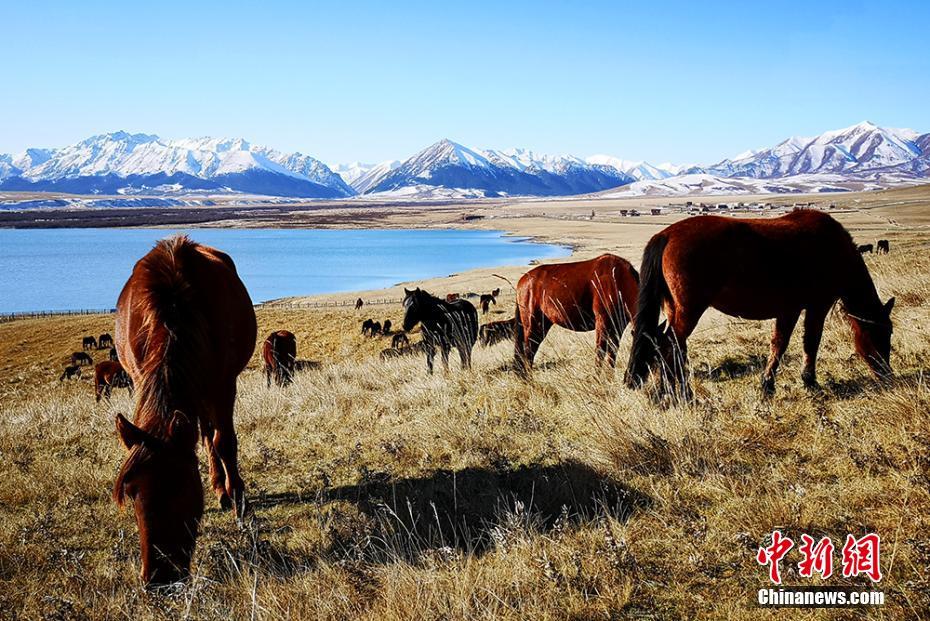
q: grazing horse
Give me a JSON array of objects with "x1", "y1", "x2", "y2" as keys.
[
  {"x1": 294, "y1": 359, "x2": 321, "y2": 372},
  {"x1": 361, "y1": 318, "x2": 375, "y2": 336},
  {"x1": 99, "y1": 333, "x2": 114, "y2": 349},
  {"x1": 382, "y1": 319, "x2": 393, "y2": 335},
  {"x1": 479, "y1": 318, "x2": 516, "y2": 347},
  {"x1": 71, "y1": 351, "x2": 93, "y2": 366},
  {"x1": 480, "y1": 294, "x2": 497, "y2": 314},
  {"x1": 514, "y1": 254, "x2": 639, "y2": 374},
  {"x1": 391, "y1": 332, "x2": 410, "y2": 348},
  {"x1": 263, "y1": 330, "x2": 297, "y2": 387},
  {"x1": 355, "y1": 297, "x2": 364, "y2": 311},
  {"x1": 94, "y1": 360, "x2": 133, "y2": 402},
  {"x1": 369, "y1": 321, "x2": 382, "y2": 337},
  {"x1": 82, "y1": 336, "x2": 98, "y2": 351},
  {"x1": 380, "y1": 341, "x2": 428, "y2": 361},
  {"x1": 877, "y1": 239, "x2": 890, "y2": 254},
  {"x1": 625, "y1": 211, "x2": 894, "y2": 397},
  {"x1": 858, "y1": 244, "x2": 874, "y2": 254},
  {"x1": 112, "y1": 235, "x2": 256, "y2": 587},
  {"x1": 59, "y1": 365, "x2": 82, "y2": 381},
  {"x1": 403, "y1": 288, "x2": 478, "y2": 374},
  {"x1": 109, "y1": 347, "x2": 119, "y2": 362}
]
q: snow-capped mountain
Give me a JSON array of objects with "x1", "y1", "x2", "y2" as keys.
[
  {"x1": 0, "y1": 132, "x2": 355, "y2": 198},
  {"x1": 1, "y1": 122, "x2": 927, "y2": 202},
  {"x1": 697, "y1": 122, "x2": 926, "y2": 179},
  {"x1": 585, "y1": 155, "x2": 673, "y2": 181},
  {"x1": 362, "y1": 139, "x2": 634, "y2": 197}
]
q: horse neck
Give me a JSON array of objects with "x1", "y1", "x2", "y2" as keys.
[{"x1": 840, "y1": 256, "x2": 882, "y2": 320}]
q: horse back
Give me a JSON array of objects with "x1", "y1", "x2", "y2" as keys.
[{"x1": 116, "y1": 236, "x2": 257, "y2": 398}]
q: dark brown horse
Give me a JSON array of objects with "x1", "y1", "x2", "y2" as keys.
[
  {"x1": 82, "y1": 336, "x2": 97, "y2": 351},
  {"x1": 514, "y1": 254, "x2": 639, "y2": 373},
  {"x1": 391, "y1": 332, "x2": 410, "y2": 348},
  {"x1": 382, "y1": 319, "x2": 393, "y2": 335},
  {"x1": 480, "y1": 293, "x2": 497, "y2": 314},
  {"x1": 112, "y1": 236, "x2": 256, "y2": 587},
  {"x1": 109, "y1": 347, "x2": 119, "y2": 362},
  {"x1": 98, "y1": 333, "x2": 114, "y2": 349},
  {"x1": 625, "y1": 211, "x2": 894, "y2": 397},
  {"x1": 355, "y1": 297, "x2": 364, "y2": 311},
  {"x1": 94, "y1": 360, "x2": 132, "y2": 402},
  {"x1": 71, "y1": 351, "x2": 93, "y2": 366},
  {"x1": 59, "y1": 365, "x2": 82, "y2": 381},
  {"x1": 403, "y1": 288, "x2": 478, "y2": 374},
  {"x1": 858, "y1": 243, "x2": 874, "y2": 254},
  {"x1": 479, "y1": 318, "x2": 516, "y2": 347},
  {"x1": 877, "y1": 239, "x2": 890, "y2": 254},
  {"x1": 263, "y1": 330, "x2": 297, "y2": 387}
]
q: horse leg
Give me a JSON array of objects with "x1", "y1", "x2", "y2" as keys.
[
  {"x1": 202, "y1": 420, "x2": 229, "y2": 509},
  {"x1": 761, "y1": 311, "x2": 800, "y2": 396},
  {"x1": 441, "y1": 344, "x2": 451, "y2": 373},
  {"x1": 524, "y1": 313, "x2": 552, "y2": 370},
  {"x1": 801, "y1": 305, "x2": 830, "y2": 390},
  {"x1": 265, "y1": 365, "x2": 272, "y2": 388},
  {"x1": 425, "y1": 344, "x2": 436, "y2": 375},
  {"x1": 662, "y1": 306, "x2": 701, "y2": 400},
  {"x1": 213, "y1": 387, "x2": 247, "y2": 517}
]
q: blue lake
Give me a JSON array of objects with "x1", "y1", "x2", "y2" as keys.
[{"x1": 0, "y1": 228, "x2": 570, "y2": 313}]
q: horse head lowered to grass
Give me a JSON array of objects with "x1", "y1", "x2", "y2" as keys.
[
  {"x1": 625, "y1": 210, "x2": 893, "y2": 398},
  {"x1": 112, "y1": 235, "x2": 256, "y2": 588}
]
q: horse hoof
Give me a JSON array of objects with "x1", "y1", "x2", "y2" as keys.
[{"x1": 219, "y1": 494, "x2": 233, "y2": 511}]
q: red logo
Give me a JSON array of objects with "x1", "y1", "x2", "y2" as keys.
[
  {"x1": 757, "y1": 530, "x2": 794, "y2": 584},
  {"x1": 757, "y1": 531, "x2": 881, "y2": 584},
  {"x1": 841, "y1": 534, "x2": 882, "y2": 582}
]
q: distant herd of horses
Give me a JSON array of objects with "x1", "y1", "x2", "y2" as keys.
[
  {"x1": 59, "y1": 333, "x2": 133, "y2": 402},
  {"x1": 75, "y1": 210, "x2": 895, "y2": 587}
]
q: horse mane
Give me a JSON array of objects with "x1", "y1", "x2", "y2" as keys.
[{"x1": 114, "y1": 235, "x2": 210, "y2": 504}]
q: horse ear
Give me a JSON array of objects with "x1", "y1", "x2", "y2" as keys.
[
  {"x1": 884, "y1": 297, "x2": 895, "y2": 315},
  {"x1": 404, "y1": 288, "x2": 412, "y2": 296},
  {"x1": 168, "y1": 410, "x2": 198, "y2": 446},
  {"x1": 115, "y1": 414, "x2": 147, "y2": 450}
]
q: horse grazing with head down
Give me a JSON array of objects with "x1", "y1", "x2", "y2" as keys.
[
  {"x1": 514, "y1": 254, "x2": 639, "y2": 374},
  {"x1": 94, "y1": 360, "x2": 133, "y2": 402},
  {"x1": 98, "y1": 333, "x2": 114, "y2": 349},
  {"x1": 625, "y1": 210, "x2": 894, "y2": 398},
  {"x1": 403, "y1": 288, "x2": 478, "y2": 374},
  {"x1": 112, "y1": 235, "x2": 257, "y2": 588},
  {"x1": 263, "y1": 330, "x2": 297, "y2": 387}
]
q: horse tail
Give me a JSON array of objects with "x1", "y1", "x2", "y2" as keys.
[{"x1": 625, "y1": 234, "x2": 669, "y2": 388}]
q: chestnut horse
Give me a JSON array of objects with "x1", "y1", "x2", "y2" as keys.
[
  {"x1": 112, "y1": 236, "x2": 257, "y2": 587},
  {"x1": 514, "y1": 254, "x2": 639, "y2": 374},
  {"x1": 625, "y1": 210, "x2": 894, "y2": 397},
  {"x1": 263, "y1": 330, "x2": 297, "y2": 387},
  {"x1": 94, "y1": 360, "x2": 133, "y2": 402}
]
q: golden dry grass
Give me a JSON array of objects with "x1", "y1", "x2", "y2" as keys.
[{"x1": 1, "y1": 204, "x2": 930, "y2": 619}]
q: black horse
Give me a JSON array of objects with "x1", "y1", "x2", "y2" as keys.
[
  {"x1": 382, "y1": 319, "x2": 393, "y2": 335},
  {"x1": 98, "y1": 333, "x2": 114, "y2": 349},
  {"x1": 109, "y1": 347, "x2": 119, "y2": 362},
  {"x1": 403, "y1": 288, "x2": 478, "y2": 374},
  {"x1": 877, "y1": 239, "x2": 890, "y2": 254},
  {"x1": 82, "y1": 336, "x2": 97, "y2": 350}
]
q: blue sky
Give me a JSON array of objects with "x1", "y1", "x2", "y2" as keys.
[{"x1": 1, "y1": 0, "x2": 927, "y2": 166}]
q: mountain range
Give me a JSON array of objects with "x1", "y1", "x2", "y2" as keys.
[{"x1": 1, "y1": 122, "x2": 927, "y2": 200}]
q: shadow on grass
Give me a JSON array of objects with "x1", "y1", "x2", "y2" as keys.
[
  {"x1": 257, "y1": 461, "x2": 651, "y2": 561},
  {"x1": 694, "y1": 354, "x2": 767, "y2": 382}
]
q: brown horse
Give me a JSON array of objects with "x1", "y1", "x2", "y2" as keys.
[
  {"x1": 94, "y1": 360, "x2": 132, "y2": 402},
  {"x1": 514, "y1": 254, "x2": 639, "y2": 373},
  {"x1": 391, "y1": 332, "x2": 410, "y2": 348},
  {"x1": 480, "y1": 293, "x2": 497, "y2": 314},
  {"x1": 625, "y1": 211, "x2": 894, "y2": 397},
  {"x1": 355, "y1": 297, "x2": 364, "y2": 310},
  {"x1": 112, "y1": 236, "x2": 257, "y2": 587},
  {"x1": 98, "y1": 333, "x2": 114, "y2": 349},
  {"x1": 263, "y1": 330, "x2": 297, "y2": 387},
  {"x1": 59, "y1": 365, "x2": 82, "y2": 381},
  {"x1": 877, "y1": 239, "x2": 890, "y2": 254}
]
